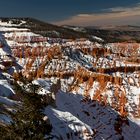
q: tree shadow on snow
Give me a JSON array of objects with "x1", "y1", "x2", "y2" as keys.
[{"x1": 48, "y1": 90, "x2": 140, "y2": 140}]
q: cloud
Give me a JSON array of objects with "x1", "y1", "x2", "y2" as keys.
[{"x1": 54, "y1": 3, "x2": 140, "y2": 26}]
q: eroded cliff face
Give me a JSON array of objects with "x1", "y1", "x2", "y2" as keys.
[{"x1": 0, "y1": 18, "x2": 140, "y2": 140}]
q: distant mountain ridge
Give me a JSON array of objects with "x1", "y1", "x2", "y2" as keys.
[
  {"x1": 0, "y1": 17, "x2": 140, "y2": 139},
  {"x1": 0, "y1": 17, "x2": 87, "y2": 39},
  {"x1": 63, "y1": 25, "x2": 140, "y2": 43},
  {"x1": 86, "y1": 25, "x2": 140, "y2": 31},
  {"x1": 1, "y1": 17, "x2": 140, "y2": 43}
]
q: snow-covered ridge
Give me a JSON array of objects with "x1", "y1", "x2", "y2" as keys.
[
  {"x1": 0, "y1": 19, "x2": 26, "y2": 27},
  {"x1": 0, "y1": 19, "x2": 140, "y2": 139}
]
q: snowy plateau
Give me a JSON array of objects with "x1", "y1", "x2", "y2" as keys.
[{"x1": 0, "y1": 18, "x2": 140, "y2": 140}]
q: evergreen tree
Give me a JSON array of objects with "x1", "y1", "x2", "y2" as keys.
[{"x1": 0, "y1": 82, "x2": 52, "y2": 140}]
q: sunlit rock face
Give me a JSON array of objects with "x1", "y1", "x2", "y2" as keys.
[{"x1": 0, "y1": 18, "x2": 140, "y2": 139}]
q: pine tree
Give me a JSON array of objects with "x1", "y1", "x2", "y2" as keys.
[{"x1": 0, "y1": 83, "x2": 52, "y2": 140}]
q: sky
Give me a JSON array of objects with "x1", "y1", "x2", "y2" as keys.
[{"x1": 0, "y1": 0, "x2": 140, "y2": 26}]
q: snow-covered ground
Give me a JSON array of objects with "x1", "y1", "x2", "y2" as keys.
[{"x1": 0, "y1": 18, "x2": 140, "y2": 139}]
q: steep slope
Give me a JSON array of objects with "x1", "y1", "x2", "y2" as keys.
[
  {"x1": 49, "y1": 90, "x2": 140, "y2": 140},
  {"x1": 0, "y1": 17, "x2": 87, "y2": 39},
  {"x1": 0, "y1": 18, "x2": 140, "y2": 139},
  {"x1": 0, "y1": 33, "x2": 20, "y2": 125}
]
